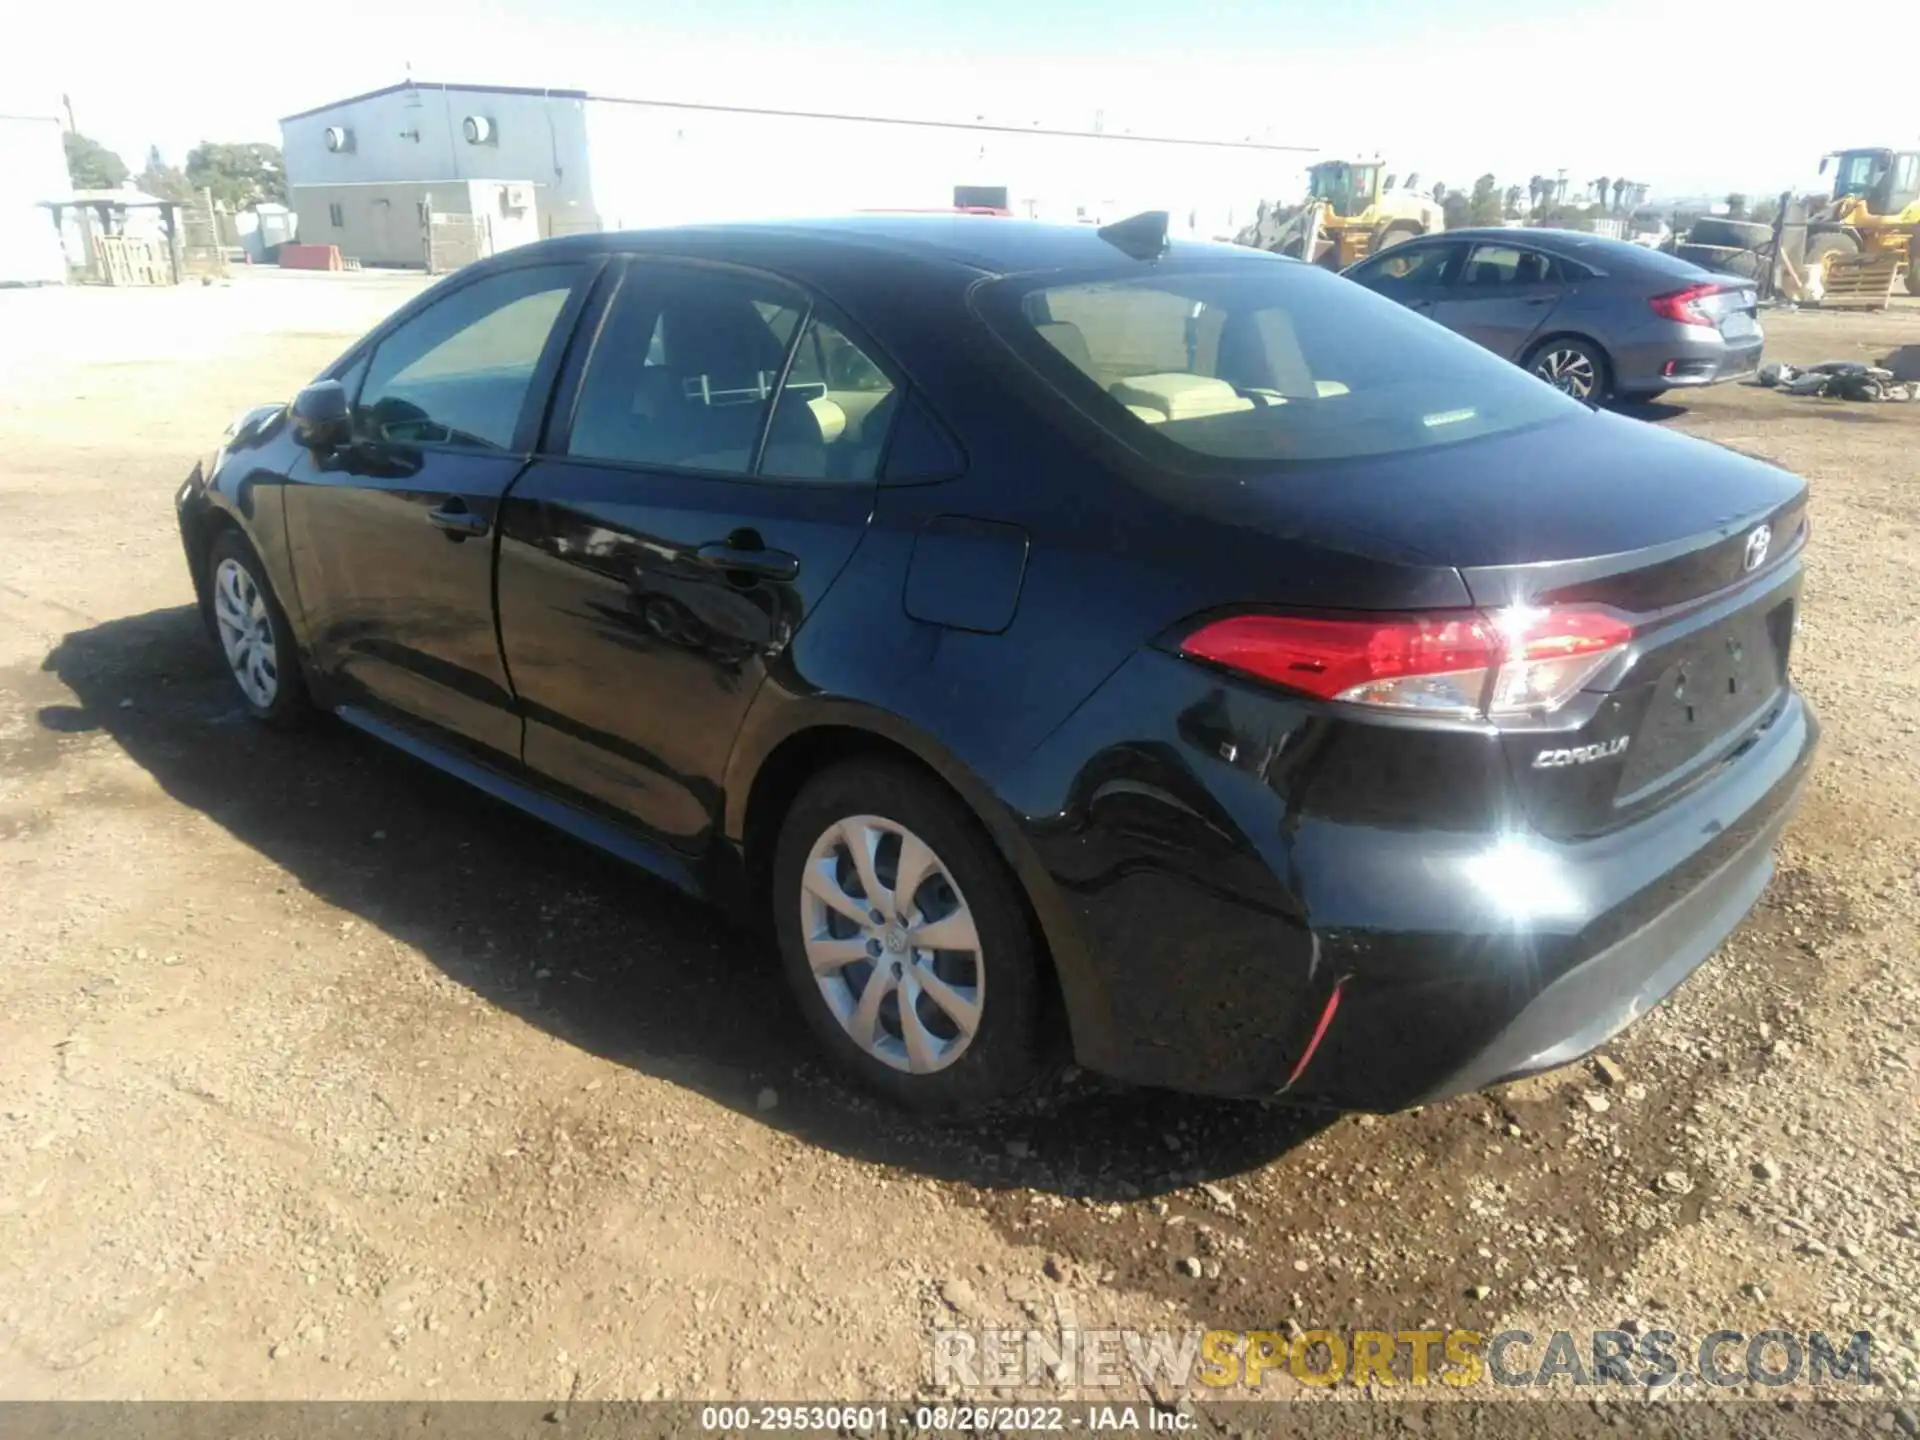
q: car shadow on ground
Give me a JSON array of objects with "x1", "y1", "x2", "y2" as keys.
[
  {"x1": 1610, "y1": 398, "x2": 1688, "y2": 423},
  {"x1": 37, "y1": 607, "x2": 1333, "y2": 1200}
]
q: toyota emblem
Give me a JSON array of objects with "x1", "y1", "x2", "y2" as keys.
[{"x1": 1743, "y1": 524, "x2": 1771, "y2": 572}]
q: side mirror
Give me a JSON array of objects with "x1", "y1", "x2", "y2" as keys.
[
  {"x1": 1818, "y1": 156, "x2": 1830, "y2": 175},
  {"x1": 289, "y1": 380, "x2": 352, "y2": 451}
]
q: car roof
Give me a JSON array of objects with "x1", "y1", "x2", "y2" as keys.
[
  {"x1": 1417, "y1": 227, "x2": 1673, "y2": 264},
  {"x1": 530, "y1": 213, "x2": 1277, "y2": 279},
  {"x1": 1382, "y1": 226, "x2": 1732, "y2": 279}
]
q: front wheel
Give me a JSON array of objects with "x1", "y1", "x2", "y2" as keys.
[
  {"x1": 1525, "y1": 336, "x2": 1610, "y2": 403},
  {"x1": 207, "y1": 530, "x2": 310, "y2": 728},
  {"x1": 771, "y1": 760, "x2": 1051, "y2": 1113}
]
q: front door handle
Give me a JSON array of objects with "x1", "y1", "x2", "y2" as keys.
[
  {"x1": 694, "y1": 542, "x2": 800, "y2": 582},
  {"x1": 428, "y1": 500, "x2": 489, "y2": 539}
]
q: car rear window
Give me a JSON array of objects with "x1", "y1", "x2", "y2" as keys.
[
  {"x1": 1551, "y1": 233, "x2": 1712, "y2": 280},
  {"x1": 977, "y1": 260, "x2": 1580, "y2": 465}
]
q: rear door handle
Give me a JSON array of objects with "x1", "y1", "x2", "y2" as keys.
[
  {"x1": 428, "y1": 500, "x2": 489, "y2": 539},
  {"x1": 694, "y1": 542, "x2": 800, "y2": 582}
]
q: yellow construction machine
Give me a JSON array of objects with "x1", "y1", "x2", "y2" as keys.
[
  {"x1": 1238, "y1": 159, "x2": 1444, "y2": 269},
  {"x1": 1806, "y1": 146, "x2": 1920, "y2": 296}
]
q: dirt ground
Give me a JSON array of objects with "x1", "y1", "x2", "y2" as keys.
[{"x1": 1, "y1": 271, "x2": 1916, "y2": 1412}]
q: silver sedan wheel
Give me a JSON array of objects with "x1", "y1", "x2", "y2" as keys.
[
  {"x1": 1534, "y1": 346, "x2": 1598, "y2": 400},
  {"x1": 212, "y1": 557, "x2": 279, "y2": 709},
  {"x1": 799, "y1": 814, "x2": 983, "y2": 1075}
]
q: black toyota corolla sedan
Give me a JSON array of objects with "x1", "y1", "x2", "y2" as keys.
[{"x1": 176, "y1": 213, "x2": 1817, "y2": 1114}]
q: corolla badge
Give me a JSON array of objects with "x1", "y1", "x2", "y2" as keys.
[
  {"x1": 1744, "y1": 523, "x2": 1772, "y2": 572},
  {"x1": 1533, "y1": 737, "x2": 1630, "y2": 768}
]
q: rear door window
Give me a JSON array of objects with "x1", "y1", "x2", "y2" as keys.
[
  {"x1": 565, "y1": 264, "x2": 806, "y2": 475},
  {"x1": 563, "y1": 262, "x2": 898, "y2": 483},
  {"x1": 978, "y1": 261, "x2": 1581, "y2": 465},
  {"x1": 1456, "y1": 244, "x2": 1561, "y2": 287},
  {"x1": 763, "y1": 317, "x2": 898, "y2": 480}
]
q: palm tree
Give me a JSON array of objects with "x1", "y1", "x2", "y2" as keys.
[
  {"x1": 1611, "y1": 178, "x2": 1628, "y2": 213},
  {"x1": 1504, "y1": 185, "x2": 1524, "y2": 218}
]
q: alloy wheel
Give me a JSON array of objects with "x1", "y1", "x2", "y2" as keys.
[
  {"x1": 799, "y1": 814, "x2": 984, "y2": 1074},
  {"x1": 212, "y1": 557, "x2": 279, "y2": 709},
  {"x1": 1534, "y1": 347, "x2": 1598, "y2": 400}
]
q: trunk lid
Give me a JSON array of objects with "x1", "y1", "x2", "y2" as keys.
[
  {"x1": 1438, "y1": 419, "x2": 1805, "y2": 840},
  {"x1": 1189, "y1": 409, "x2": 1808, "y2": 838},
  {"x1": 1699, "y1": 281, "x2": 1761, "y2": 343}
]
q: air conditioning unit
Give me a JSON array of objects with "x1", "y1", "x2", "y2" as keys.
[
  {"x1": 500, "y1": 184, "x2": 534, "y2": 213},
  {"x1": 323, "y1": 126, "x2": 354, "y2": 154},
  {"x1": 462, "y1": 115, "x2": 496, "y2": 145}
]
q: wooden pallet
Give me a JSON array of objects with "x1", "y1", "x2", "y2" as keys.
[
  {"x1": 1819, "y1": 253, "x2": 1907, "y2": 309},
  {"x1": 93, "y1": 236, "x2": 171, "y2": 286}
]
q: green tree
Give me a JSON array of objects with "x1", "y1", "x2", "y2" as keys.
[
  {"x1": 1504, "y1": 184, "x2": 1524, "y2": 219},
  {"x1": 63, "y1": 130, "x2": 128, "y2": 190},
  {"x1": 1725, "y1": 192, "x2": 1749, "y2": 219},
  {"x1": 185, "y1": 142, "x2": 287, "y2": 207},
  {"x1": 1468, "y1": 173, "x2": 1503, "y2": 226},
  {"x1": 1441, "y1": 192, "x2": 1472, "y2": 230},
  {"x1": 137, "y1": 145, "x2": 194, "y2": 203}
]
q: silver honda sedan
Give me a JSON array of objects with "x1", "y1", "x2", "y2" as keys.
[{"x1": 1343, "y1": 227, "x2": 1763, "y2": 403}]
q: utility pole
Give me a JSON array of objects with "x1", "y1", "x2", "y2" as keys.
[{"x1": 61, "y1": 93, "x2": 76, "y2": 132}]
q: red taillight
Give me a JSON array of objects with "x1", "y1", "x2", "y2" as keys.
[
  {"x1": 1650, "y1": 282, "x2": 1725, "y2": 328},
  {"x1": 1180, "y1": 607, "x2": 1633, "y2": 718}
]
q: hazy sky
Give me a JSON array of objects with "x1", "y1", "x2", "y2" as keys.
[{"x1": 5, "y1": 0, "x2": 1911, "y2": 200}]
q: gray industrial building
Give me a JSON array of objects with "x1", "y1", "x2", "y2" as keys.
[{"x1": 281, "y1": 80, "x2": 1309, "y2": 267}]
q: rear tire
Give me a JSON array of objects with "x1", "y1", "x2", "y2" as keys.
[
  {"x1": 771, "y1": 760, "x2": 1051, "y2": 1114},
  {"x1": 1372, "y1": 222, "x2": 1420, "y2": 253},
  {"x1": 206, "y1": 530, "x2": 310, "y2": 729},
  {"x1": 1524, "y1": 335, "x2": 1610, "y2": 403}
]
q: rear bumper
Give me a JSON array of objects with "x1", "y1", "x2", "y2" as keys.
[
  {"x1": 1009, "y1": 650, "x2": 1818, "y2": 1110},
  {"x1": 1401, "y1": 737, "x2": 1802, "y2": 1103},
  {"x1": 1615, "y1": 329, "x2": 1765, "y2": 394}
]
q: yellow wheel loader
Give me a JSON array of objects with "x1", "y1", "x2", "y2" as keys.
[
  {"x1": 1806, "y1": 147, "x2": 1920, "y2": 297},
  {"x1": 1238, "y1": 160, "x2": 1444, "y2": 270}
]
